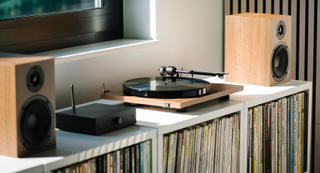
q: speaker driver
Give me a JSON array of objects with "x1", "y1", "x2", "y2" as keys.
[
  {"x1": 276, "y1": 20, "x2": 286, "y2": 40},
  {"x1": 18, "y1": 95, "x2": 54, "y2": 151},
  {"x1": 271, "y1": 42, "x2": 290, "y2": 82},
  {"x1": 26, "y1": 65, "x2": 44, "y2": 93}
]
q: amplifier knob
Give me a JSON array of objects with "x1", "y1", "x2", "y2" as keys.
[{"x1": 117, "y1": 117, "x2": 124, "y2": 125}]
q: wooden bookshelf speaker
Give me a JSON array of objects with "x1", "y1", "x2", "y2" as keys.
[
  {"x1": 0, "y1": 53, "x2": 56, "y2": 157},
  {"x1": 225, "y1": 13, "x2": 291, "y2": 86}
]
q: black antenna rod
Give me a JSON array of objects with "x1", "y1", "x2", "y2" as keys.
[{"x1": 70, "y1": 84, "x2": 75, "y2": 110}]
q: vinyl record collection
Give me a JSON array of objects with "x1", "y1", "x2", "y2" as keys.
[
  {"x1": 247, "y1": 92, "x2": 308, "y2": 173},
  {"x1": 163, "y1": 113, "x2": 240, "y2": 173},
  {"x1": 51, "y1": 140, "x2": 152, "y2": 173}
]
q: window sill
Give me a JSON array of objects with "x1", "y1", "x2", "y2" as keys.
[{"x1": 34, "y1": 39, "x2": 159, "y2": 64}]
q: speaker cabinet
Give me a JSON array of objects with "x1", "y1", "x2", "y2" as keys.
[
  {"x1": 225, "y1": 13, "x2": 291, "y2": 86},
  {"x1": 0, "y1": 53, "x2": 55, "y2": 157}
]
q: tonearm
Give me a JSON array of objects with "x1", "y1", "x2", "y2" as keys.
[{"x1": 158, "y1": 66, "x2": 228, "y2": 79}]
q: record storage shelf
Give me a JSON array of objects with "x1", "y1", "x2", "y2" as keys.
[
  {"x1": 228, "y1": 80, "x2": 313, "y2": 173},
  {"x1": 0, "y1": 80, "x2": 312, "y2": 173},
  {"x1": 0, "y1": 99, "x2": 158, "y2": 173}
]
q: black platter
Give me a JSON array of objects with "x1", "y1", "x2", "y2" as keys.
[{"x1": 123, "y1": 77, "x2": 211, "y2": 98}]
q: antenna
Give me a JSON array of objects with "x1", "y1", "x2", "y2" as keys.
[
  {"x1": 56, "y1": 84, "x2": 136, "y2": 135},
  {"x1": 70, "y1": 84, "x2": 75, "y2": 110}
]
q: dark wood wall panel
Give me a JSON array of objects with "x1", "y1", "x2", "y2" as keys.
[
  {"x1": 315, "y1": 123, "x2": 320, "y2": 173},
  {"x1": 283, "y1": 0, "x2": 289, "y2": 15},
  {"x1": 257, "y1": 0, "x2": 263, "y2": 13},
  {"x1": 298, "y1": 0, "x2": 306, "y2": 81},
  {"x1": 266, "y1": 0, "x2": 272, "y2": 13},
  {"x1": 316, "y1": 0, "x2": 320, "y2": 124},
  {"x1": 249, "y1": 0, "x2": 255, "y2": 12},
  {"x1": 307, "y1": 0, "x2": 315, "y2": 82},
  {"x1": 225, "y1": 0, "x2": 230, "y2": 15},
  {"x1": 233, "y1": 0, "x2": 239, "y2": 14},
  {"x1": 274, "y1": 0, "x2": 280, "y2": 14},
  {"x1": 224, "y1": 0, "x2": 319, "y2": 171},
  {"x1": 241, "y1": 0, "x2": 247, "y2": 13},
  {"x1": 291, "y1": 0, "x2": 298, "y2": 79}
]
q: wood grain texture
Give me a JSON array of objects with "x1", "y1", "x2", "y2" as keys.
[
  {"x1": 291, "y1": 0, "x2": 298, "y2": 79},
  {"x1": 0, "y1": 62, "x2": 18, "y2": 157},
  {"x1": 228, "y1": 12, "x2": 288, "y2": 18},
  {"x1": 0, "y1": 56, "x2": 55, "y2": 157},
  {"x1": 298, "y1": 0, "x2": 306, "y2": 81},
  {"x1": 101, "y1": 83, "x2": 243, "y2": 109},
  {"x1": 225, "y1": 13, "x2": 291, "y2": 86},
  {"x1": 307, "y1": 0, "x2": 315, "y2": 82},
  {"x1": 0, "y1": 57, "x2": 52, "y2": 65}
]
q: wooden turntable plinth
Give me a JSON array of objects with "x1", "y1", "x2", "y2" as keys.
[{"x1": 101, "y1": 83, "x2": 243, "y2": 111}]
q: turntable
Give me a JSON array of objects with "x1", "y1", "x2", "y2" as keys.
[{"x1": 101, "y1": 66, "x2": 243, "y2": 112}]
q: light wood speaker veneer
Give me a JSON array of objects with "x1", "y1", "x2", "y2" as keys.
[
  {"x1": 0, "y1": 54, "x2": 55, "y2": 157},
  {"x1": 225, "y1": 13, "x2": 291, "y2": 86}
]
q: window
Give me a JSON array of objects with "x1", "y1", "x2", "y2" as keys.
[{"x1": 0, "y1": 0, "x2": 123, "y2": 54}]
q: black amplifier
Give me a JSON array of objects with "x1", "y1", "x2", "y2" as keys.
[{"x1": 56, "y1": 103, "x2": 136, "y2": 135}]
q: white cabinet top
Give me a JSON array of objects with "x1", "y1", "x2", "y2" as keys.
[{"x1": 0, "y1": 79, "x2": 312, "y2": 173}]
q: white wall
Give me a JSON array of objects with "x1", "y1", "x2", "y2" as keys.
[{"x1": 55, "y1": 0, "x2": 224, "y2": 109}]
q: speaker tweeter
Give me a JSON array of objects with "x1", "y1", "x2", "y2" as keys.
[
  {"x1": 26, "y1": 65, "x2": 44, "y2": 93},
  {"x1": 276, "y1": 20, "x2": 286, "y2": 40}
]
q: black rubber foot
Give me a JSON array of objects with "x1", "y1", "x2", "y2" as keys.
[
  {"x1": 176, "y1": 107, "x2": 188, "y2": 112},
  {"x1": 219, "y1": 95, "x2": 230, "y2": 100}
]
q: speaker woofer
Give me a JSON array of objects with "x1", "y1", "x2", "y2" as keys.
[
  {"x1": 271, "y1": 42, "x2": 290, "y2": 82},
  {"x1": 18, "y1": 95, "x2": 54, "y2": 151}
]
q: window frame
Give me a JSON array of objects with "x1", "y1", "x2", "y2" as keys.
[{"x1": 0, "y1": 0, "x2": 123, "y2": 54}]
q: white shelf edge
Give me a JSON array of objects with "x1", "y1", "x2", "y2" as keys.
[
  {"x1": 152, "y1": 136, "x2": 158, "y2": 173},
  {"x1": 45, "y1": 128, "x2": 157, "y2": 172},
  {"x1": 307, "y1": 86, "x2": 313, "y2": 173},
  {"x1": 157, "y1": 102, "x2": 244, "y2": 136},
  {"x1": 44, "y1": 154, "x2": 79, "y2": 173},
  {"x1": 244, "y1": 81, "x2": 312, "y2": 108},
  {"x1": 239, "y1": 81, "x2": 312, "y2": 173},
  {"x1": 18, "y1": 166, "x2": 44, "y2": 173},
  {"x1": 33, "y1": 39, "x2": 159, "y2": 64}
]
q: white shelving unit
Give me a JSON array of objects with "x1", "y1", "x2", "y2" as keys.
[
  {"x1": 0, "y1": 80, "x2": 312, "y2": 173},
  {"x1": 135, "y1": 79, "x2": 312, "y2": 173},
  {"x1": 0, "y1": 100, "x2": 158, "y2": 173},
  {"x1": 134, "y1": 98, "x2": 244, "y2": 173},
  {"x1": 228, "y1": 80, "x2": 313, "y2": 173}
]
